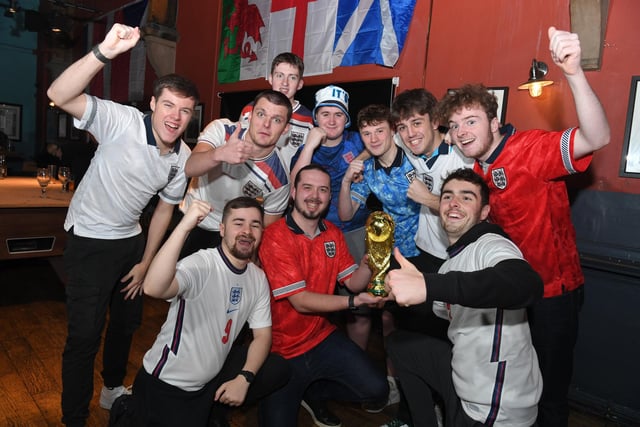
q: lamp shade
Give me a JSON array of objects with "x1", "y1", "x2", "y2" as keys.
[{"x1": 518, "y1": 59, "x2": 553, "y2": 97}]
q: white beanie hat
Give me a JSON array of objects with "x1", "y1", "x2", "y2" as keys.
[{"x1": 312, "y1": 85, "x2": 351, "y2": 128}]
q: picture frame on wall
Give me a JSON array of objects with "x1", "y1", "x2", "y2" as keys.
[
  {"x1": 620, "y1": 76, "x2": 640, "y2": 177},
  {"x1": 57, "y1": 113, "x2": 68, "y2": 139},
  {"x1": 488, "y1": 87, "x2": 509, "y2": 125},
  {"x1": 184, "y1": 103, "x2": 204, "y2": 145},
  {"x1": 0, "y1": 103, "x2": 22, "y2": 141},
  {"x1": 446, "y1": 86, "x2": 509, "y2": 125}
]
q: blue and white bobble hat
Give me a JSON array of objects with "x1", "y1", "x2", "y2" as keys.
[{"x1": 312, "y1": 85, "x2": 351, "y2": 128}]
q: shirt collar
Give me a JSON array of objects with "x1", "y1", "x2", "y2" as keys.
[
  {"x1": 482, "y1": 124, "x2": 515, "y2": 165},
  {"x1": 374, "y1": 146, "x2": 404, "y2": 170},
  {"x1": 216, "y1": 245, "x2": 247, "y2": 274},
  {"x1": 419, "y1": 139, "x2": 450, "y2": 168},
  {"x1": 285, "y1": 212, "x2": 327, "y2": 237}
]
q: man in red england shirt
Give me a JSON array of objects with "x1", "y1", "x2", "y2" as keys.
[
  {"x1": 437, "y1": 27, "x2": 610, "y2": 427},
  {"x1": 258, "y1": 164, "x2": 388, "y2": 427}
]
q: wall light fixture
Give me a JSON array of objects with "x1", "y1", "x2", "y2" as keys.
[{"x1": 518, "y1": 59, "x2": 554, "y2": 98}]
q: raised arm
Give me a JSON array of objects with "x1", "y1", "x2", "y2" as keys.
[
  {"x1": 386, "y1": 247, "x2": 543, "y2": 309},
  {"x1": 47, "y1": 23, "x2": 140, "y2": 120},
  {"x1": 337, "y1": 159, "x2": 365, "y2": 221},
  {"x1": 143, "y1": 199, "x2": 212, "y2": 300},
  {"x1": 547, "y1": 26, "x2": 610, "y2": 159}
]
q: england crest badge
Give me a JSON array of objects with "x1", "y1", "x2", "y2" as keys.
[
  {"x1": 491, "y1": 167, "x2": 507, "y2": 190},
  {"x1": 324, "y1": 241, "x2": 336, "y2": 258},
  {"x1": 229, "y1": 287, "x2": 242, "y2": 305}
]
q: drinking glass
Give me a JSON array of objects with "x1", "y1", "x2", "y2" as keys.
[
  {"x1": 37, "y1": 167, "x2": 51, "y2": 198},
  {"x1": 58, "y1": 166, "x2": 71, "y2": 192}
]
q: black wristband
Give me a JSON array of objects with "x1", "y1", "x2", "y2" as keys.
[
  {"x1": 238, "y1": 370, "x2": 255, "y2": 384},
  {"x1": 348, "y1": 294, "x2": 357, "y2": 310},
  {"x1": 92, "y1": 45, "x2": 109, "y2": 64}
]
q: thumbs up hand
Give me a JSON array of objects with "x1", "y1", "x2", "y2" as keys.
[{"x1": 385, "y1": 248, "x2": 427, "y2": 306}]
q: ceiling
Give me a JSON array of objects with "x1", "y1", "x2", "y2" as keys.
[{"x1": 43, "y1": 0, "x2": 142, "y2": 22}]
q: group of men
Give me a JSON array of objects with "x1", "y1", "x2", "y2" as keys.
[{"x1": 49, "y1": 20, "x2": 609, "y2": 427}]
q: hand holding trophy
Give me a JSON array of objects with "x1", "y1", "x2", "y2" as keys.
[{"x1": 365, "y1": 211, "x2": 394, "y2": 297}]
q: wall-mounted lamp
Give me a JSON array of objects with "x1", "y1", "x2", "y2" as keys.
[
  {"x1": 518, "y1": 59, "x2": 554, "y2": 98},
  {"x1": 4, "y1": 0, "x2": 18, "y2": 17}
]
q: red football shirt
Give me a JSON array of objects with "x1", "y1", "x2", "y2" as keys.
[
  {"x1": 259, "y1": 215, "x2": 357, "y2": 359},
  {"x1": 476, "y1": 128, "x2": 592, "y2": 298}
]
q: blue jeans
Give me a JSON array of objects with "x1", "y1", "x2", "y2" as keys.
[{"x1": 258, "y1": 330, "x2": 388, "y2": 427}]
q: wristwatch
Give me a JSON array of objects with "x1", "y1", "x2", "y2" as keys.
[{"x1": 238, "y1": 370, "x2": 255, "y2": 384}]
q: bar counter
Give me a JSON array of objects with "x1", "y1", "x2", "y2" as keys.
[{"x1": 0, "y1": 177, "x2": 73, "y2": 259}]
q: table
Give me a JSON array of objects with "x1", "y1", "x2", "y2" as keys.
[{"x1": 0, "y1": 177, "x2": 73, "y2": 260}]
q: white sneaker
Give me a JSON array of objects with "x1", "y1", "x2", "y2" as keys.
[
  {"x1": 387, "y1": 376, "x2": 400, "y2": 406},
  {"x1": 434, "y1": 403, "x2": 444, "y2": 427},
  {"x1": 99, "y1": 385, "x2": 132, "y2": 410}
]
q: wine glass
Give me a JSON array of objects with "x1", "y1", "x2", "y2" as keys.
[
  {"x1": 58, "y1": 166, "x2": 71, "y2": 192},
  {"x1": 37, "y1": 167, "x2": 51, "y2": 198}
]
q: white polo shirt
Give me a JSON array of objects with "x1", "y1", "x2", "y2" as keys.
[{"x1": 65, "y1": 95, "x2": 190, "y2": 239}]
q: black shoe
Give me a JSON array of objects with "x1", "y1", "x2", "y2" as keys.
[{"x1": 301, "y1": 400, "x2": 342, "y2": 427}]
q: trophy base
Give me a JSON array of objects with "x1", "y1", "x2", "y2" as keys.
[{"x1": 367, "y1": 281, "x2": 388, "y2": 297}]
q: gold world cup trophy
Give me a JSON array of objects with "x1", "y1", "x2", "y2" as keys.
[{"x1": 365, "y1": 211, "x2": 395, "y2": 297}]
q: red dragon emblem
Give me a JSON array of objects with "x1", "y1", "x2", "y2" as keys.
[{"x1": 223, "y1": 0, "x2": 265, "y2": 62}]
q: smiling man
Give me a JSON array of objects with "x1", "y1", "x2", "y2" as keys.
[
  {"x1": 258, "y1": 164, "x2": 387, "y2": 427},
  {"x1": 178, "y1": 90, "x2": 293, "y2": 257},
  {"x1": 437, "y1": 27, "x2": 611, "y2": 427},
  {"x1": 120, "y1": 197, "x2": 289, "y2": 427},
  {"x1": 385, "y1": 168, "x2": 543, "y2": 427},
  {"x1": 392, "y1": 89, "x2": 473, "y2": 274},
  {"x1": 338, "y1": 104, "x2": 422, "y2": 265},
  {"x1": 47, "y1": 23, "x2": 199, "y2": 427}
]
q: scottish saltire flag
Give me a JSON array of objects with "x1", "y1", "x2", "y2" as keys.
[
  {"x1": 217, "y1": 0, "x2": 416, "y2": 83},
  {"x1": 333, "y1": 0, "x2": 416, "y2": 68}
]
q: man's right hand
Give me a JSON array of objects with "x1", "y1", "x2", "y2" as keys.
[
  {"x1": 385, "y1": 248, "x2": 427, "y2": 306},
  {"x1": 304, "y1": 127, "x2": 327, "y2": 151},
  {"x1": 214, "y1": 125, "x2": 253, "y2": 164},
  {"x1": 99, "y1": 23, "x2": 141, "y2": 60},
  {"x1": 343, "y1": 159, "x2": 364, "y2": 184},
  {"x1": 178, "y1": 199, "x2": 212, "y2": 232}
]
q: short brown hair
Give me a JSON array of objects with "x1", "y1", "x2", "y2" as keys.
[
  {"x1": 254, "y1": 90, "x2": 293, "y2": 123},
  {"x1": 271, "y1": 52, "x2": 304, "y2": 76},
  {"x1": 391, "y1": 88, "x2": 438, "y2": 123},
  {"x1": 221, "y1": 196, "x2": 264, "y2": 224},
  {"x1": 441, "y1": 168, "x2": 490, "y2": 206},
  {"x1": 357, "y1": 104, "x2": 394, "y2": 131},
  {"x1": 153, "y1": 74, "x2": 199, "y2": 103}
]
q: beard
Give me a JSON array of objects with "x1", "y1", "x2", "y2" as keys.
[
  {"x1": 293, "y1": 197, "x2": 328, "y2": 220},
  {"x1": 228, "y1": 235, "x2": 256, "y2": 260}
]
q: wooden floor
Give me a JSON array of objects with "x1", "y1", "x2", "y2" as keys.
[{"x1": 0, "y1": 261, "x2": 628, "y2": 426}]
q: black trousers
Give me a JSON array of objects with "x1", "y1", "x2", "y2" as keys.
[
  {"x1": 528, "y1": 287, "x2": 583, "y2": 427},
  {"x1": 387, "y1": 330, "x2": 485, "y2": 427},
  {"x1": 129, "y1": 345, "x2": 291, "y2": 426},
  {"x1": 62, "y1": 231, "x2": 145, "y2": 427}
]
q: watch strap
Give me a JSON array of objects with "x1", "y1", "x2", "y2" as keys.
[
  {"x1": 238, "y1": 370, "x2": 255, "y2": 384},
  {"x1": 92, "y1": 45, "x2": 110, "y2": 64}
]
